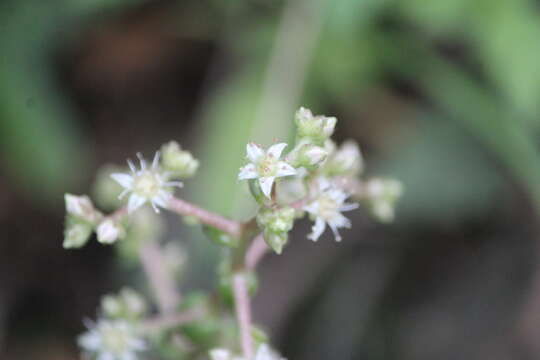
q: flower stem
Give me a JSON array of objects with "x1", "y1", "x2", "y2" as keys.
[
  {"x1": 168, "y1": 196, "x2": 243, "y2": 238},
  {"x1": 232, "y1": 272, "x2": 253, "y2": 358}
]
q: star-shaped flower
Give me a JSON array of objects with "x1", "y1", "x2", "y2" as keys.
[
  {"x1": 304, "y1": 179, "x2": 358, "y2": 242},
  {"x1": 78, "y1": 319, "x2": 146, "y2": 360},
  {"x1": 238, "y1": 143, "x2": 297, "y2": 198},
  {"x1": 111, "y1": 152, "x2": 183, "y2": 214}
]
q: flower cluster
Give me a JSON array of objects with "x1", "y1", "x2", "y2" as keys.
[
  {"x1": 238, "y1": 107, "x2": 402, "y2": 252},
  {"x1": 63, "y1": 106, "x2": 402, "y2": 360}
]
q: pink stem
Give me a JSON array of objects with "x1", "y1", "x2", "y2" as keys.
[
  {"x1": 246, "y1": 233, "x2": 269, "y2": 271},
  {"x1": 168, "y1": 197, "x2": 242, "y2": 238},
  {"x1": 232, "y1": 273, "x2": 253, "y2": 358},
  {"x1": 138, "y1": 241, "x2": 181, "y2": 314}
]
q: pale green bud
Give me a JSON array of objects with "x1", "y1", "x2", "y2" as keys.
[
  {"x1": 288, "y1": 143, "x2": 327, "y2": 169},
  {"x1": 63, "y1": 222, "x2": 93, "y2": 249},
  {"x1": 295, "y1": 107, "x2": 337, "y2": 145},
  {"x1": 64, "y1": 194, "x2": 102, "y2": 224},
  {"x1": 257, "y1": 206, "x2": 295, "y2": 234},
  {"x1": 101, "y1": 288, "x2": 147, "y2": 319},
  {"x1": 96, "y1": 219, "x2": 124, "y2": 244},
  {"x1": 263, "y1": 229, "x2": 288, "y2": 254},
  {"x1": 101, "y1": 295, "x2": 123, "y2": 317},
  {"x1": 161, "y1": 141, "x2": 199, "y2": 178},
  {"x1": 324, "y1": 140, "x2": 363, "y2": 176}
]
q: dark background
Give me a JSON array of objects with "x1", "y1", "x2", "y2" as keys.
[{"x1": 1, "y1": 0, "x2": 540, "y2": 359}]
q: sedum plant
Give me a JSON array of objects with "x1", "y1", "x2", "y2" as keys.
[{"x1": 63, "y1": 107, "x2": 402, "y2": 360}]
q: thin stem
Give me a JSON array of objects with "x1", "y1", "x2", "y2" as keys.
[
  {"x1": 246, "y1": 233, "x2": 269, "y2": 271},
  {"x1": 232, "y1": 273, "x2": 253, "y2": 358},
  {"x1": 141, "y1": 308, "x2": 202, "y2": 333},
  {"x1": 138, "y1": 241, "x2": 181, "y2": 314},
  {"x1": 168, "y1": 196, "x2": 243, "y2": 238}
]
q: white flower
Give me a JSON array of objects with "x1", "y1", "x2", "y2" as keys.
[
  {"x1": 111, "y1": 152, "x2": 183, "y2": 214},
  {"x1": 238, "y1": 143, "x2": 297, "y2": 198},
  {"x1": 304, "y1": 179, "x2": 358, "y2": 242},
  {"x1": 326, "y1": 140, "x2": 363, "y2": 175},
  {"x1": 97, "y1": 219, "x2": 121, "y2": 244},
  {"x1": 208, "y1": 344, "x2": 285, "y2": 360},
  {"x1": 78, "y1": 319, "x2": 146, "y2": 360}
]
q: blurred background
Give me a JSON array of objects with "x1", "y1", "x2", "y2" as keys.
[{"x1": 1, "y1": 0, "x2": 540, "y2": 359}]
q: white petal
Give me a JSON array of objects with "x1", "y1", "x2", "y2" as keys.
[
  {"x1": 247, "y1": 143, "x2": 264, "y2": 162},
  {"x1": 330, "y1": 213, "x2": 351, "y2": 228},
  {"x1": 340, "y1": 202, "x2": 359, "y2": 212},
  {"x1": 259, "y1": 176, "x2": 275, "y2": 198},
  {"x1": 152, "y1": 190, "x2": 171, "y2": 209},
  {"x1": 127, "y1": 159, "x2": 136, "y2": 173},
  {"x1": 255, "y1": 344, "x2": 273, "y2": 360},
  {"x1": 238, "y1": 163, "x2": 258, "y2": 180},
  {"x1": 127, "y1": 194, "x2": 146, "y2": 213},
  {"x1": 303, "y1": 201, "x2": 319, "y2": 215},
  {"x1": 152, "y1": 151, "x2": 160, "y2": 169},
  {"x1": 136, "y1": 152, "x2": 146, "y2": 170},
  {"x1": 78, "y1": 332, "x2": 100, "y2": 350},
  {"x1": 329, "y1": 223, "x2": 343, "y2": 242},
  {"x1": 308, "y1": 217, "x2": 326, "y2": 241},
  {"x1": 111, "y1": 173, "x2": 134, "y2": 189},
  {"x1": 267, "y1": 143, "x2": 287, "y2": 159},
  {"x1": 275, "y1": 161, "x2": 297, "y2": 178}
]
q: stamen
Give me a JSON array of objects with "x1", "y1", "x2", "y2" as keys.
[
  {"x1": 151, "y1": 202, "x2": 160, "y2": 213},
  {"x1": 136, "y1": 152, "x2": 146, "y2": 170},
  {"x1": 127, "y1": 159, "x2": 136, "y2": 173},
  {"x1": 166, "y1": 181, "x2": 183, "y2": 188},
  {"x1": 152, "y1": 151, "x2": 160, "y2": 169}
]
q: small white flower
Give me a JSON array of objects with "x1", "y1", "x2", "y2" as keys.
[
  {"x1": 111, "y1": 152, "x2": 183, "y2": 214},
  {"x1": 327, "y1": 140, "x2": 363, "y2": 175},
  {"x1": 254, "y1": 344, "x2": 286, "y2": 360},
  {"x1": 97, "y1": 219, "x2": 121, "y2": 244},
  {"x1": 238, "y1": 143, "x2": 297, "y2": 198},
  {"x1": 304, "y1": 179, "x2": 358, "y2": 242},
  {"x1": 78, "y1": 319, "x2": 146, "y2": 360},
  {"x1": 208, "y1": 344, "x2": 285, "y2": 360}
]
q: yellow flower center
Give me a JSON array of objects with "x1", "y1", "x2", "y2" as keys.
[{"x1": 133, "y1": 172, "x2": 161, "y2": 198}]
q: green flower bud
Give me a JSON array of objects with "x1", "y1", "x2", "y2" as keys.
[
  {"x1": 101, "y1": 288, "x2": 147, "y2": 320},
  {"x1": 256, "y1": 207, "x2": 295, "y2": 234},
  {"x1": 161, "y1": 141, "x2": 199, "y2": 178},
  {"x1": 295, "y1": 107, "x2": 337, "y2": 145},
  {"x1": 287, "y1": 143, "x2": 327, "y2": 169},
  {"x1": 63, "y1": 221, "x2": 93, "y2": 249},
  {"x1": 263, "y1": 229, "x2": 288, "y2": 254}
]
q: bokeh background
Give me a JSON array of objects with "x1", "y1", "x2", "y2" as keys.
[{"x1": 2, "y1": 0, "x2": 540, "y2": 359}]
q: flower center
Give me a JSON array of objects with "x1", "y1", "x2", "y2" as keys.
[
  {"x1": 133, "y1": 171, "x2": 161, "y2": 198},
  {"x1": 257, "y1": 157, "x2": 278, "y2": 177},
  {"x1": 317, "y1": 195, "x2": 339, "y2": 220},
  {"x1": 101, "y1": 326, "x2": 130, "y2": 354}
]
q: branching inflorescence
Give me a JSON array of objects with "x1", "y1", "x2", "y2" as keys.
[{"x1": 63, "y1": 107, "x2": 402, "y2": 360}]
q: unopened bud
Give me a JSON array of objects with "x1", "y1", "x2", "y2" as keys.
[
  {"x1": 161, "y1": 141, "x2": 199, "y2": 178},
  {"x1": 295, "y1": 107, "x2": 337, "y2": 144},
  {"x1": 324, "y1": 141, "x2": 363, "y2": 176},
  {"x1": 288, "y1": 143, "x2": 327, "y2": 169},
  {"x1": 364, "y1": 178, "x2": 403, "y2": 223},
  {"x1": 257, "y1": 207, "x2": 295, "y2": 234},
  {"x1": 263, "y1": 229, "x2": 288, "y2": 255},
  {"x1": 63, "y1": 222, "x2": 92, "y2": 249},
  {"x1": 97, "y1": 219, "x2": 123, "y2": 244},
  {"x1": 65, "y1": 194, "x2": 101, "y2": 223}
]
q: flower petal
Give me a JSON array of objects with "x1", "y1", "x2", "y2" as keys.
[
  {"x1": 238, "y1": 163, "x2": 258, "y2": 180},
  {"x1": 308, "y1": 217, "x2": 326, "y2": 242},
  {"x1": 329, "y1": 223, "x2": 342, "y2": 242},
  {"x1": 254, "y1": 344, "x2": 273, "y2": 360},
  {"x1": 267, "y1": 143, "x2": 287, "y2": 159},
  {"x1": 152, "y1": 151, "x2": 160, "y2": 169},
  {"x1": 111, "y1": 173, "x2": 134, "y2": 189},
  {"x1": 127, "y1": 194, "x2": 146, "y2": 213},
  {"x1": 246, "y1": 143, "x2": 264, "y2": 162},
  {"x1": 259, "y1": 176, "x2": 275, "y2": 198},
  {"x1": 275, "y1": 161, "x2": 297, "y2": 178},
  {"x1": 152, "y1": 190, "x2": 171, "y2": 209},
  {"x1": 339, "y1": 202, "x2": 359, "y2": 212}
]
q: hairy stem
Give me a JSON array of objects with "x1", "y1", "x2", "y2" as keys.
[{"x1": 246, "y1": 233, "x2": 269, "y2": 271}]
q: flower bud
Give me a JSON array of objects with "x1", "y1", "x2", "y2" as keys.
[
  {"x1": 97, "y1": 219, "x2": 124, "y2": 244},
  {"x1": 161, "y1": 141, "x2": 199, "y2": 178},
  {"x1": 324, "y1": 140, "x2": 363, "y2": 176},
  {"x1": 263, "y1": 230, "x2": 288, "y2": 254},
  {"x1": 288, "y1": 143, "x2": 327, "y2": 169},
  {"x1": 295, "y1": 107, "x2": 337, "y2": 144},
  {"x1": 63, "y1": 222, "x2": 93, "y2": 249},
  {"x1": 257, "y1": 206, "x2": 295, "y2": 234},
  {"x1": 101, "y1": 288, "x2": 147, "y2": 320},
  {"x1": 364, "y1": 178, "x2": 403, "y2": 223},
  {"x1": 65, "y1": 194, "x2": 102, "y2": 223}
]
